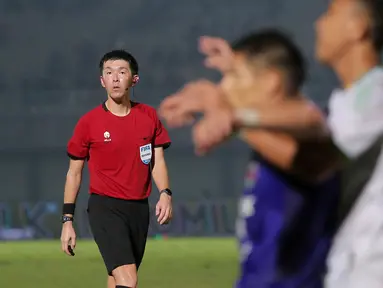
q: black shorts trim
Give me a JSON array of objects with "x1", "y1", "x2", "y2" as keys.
[{"x1": 87, "y1": 193, "x2": 150, "y2": 275}]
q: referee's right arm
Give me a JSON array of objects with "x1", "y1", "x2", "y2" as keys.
[
  {"x1": 63, "y1": 160, "x2": 84, "y2": 216},
  {"x1": 61, "y1": 116, "x2": 90, "y2": 256}
]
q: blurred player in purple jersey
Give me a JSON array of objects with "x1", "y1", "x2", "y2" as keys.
[
  {"x1": 160, "y1": 1, "x2": 383, "y2": 287},
  {"x1": 160, "y1": 29, "x2": 342, "y2": 288}
]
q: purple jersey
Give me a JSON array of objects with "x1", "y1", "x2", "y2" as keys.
[{"x1": 236, "y1": 154, "x2": 339, "y2": 288}]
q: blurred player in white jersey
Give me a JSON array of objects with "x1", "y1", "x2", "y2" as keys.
[{"x1": 159, "y1": 0, "x2": 383, "y2": 287}]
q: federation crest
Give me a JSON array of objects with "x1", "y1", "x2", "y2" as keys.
[
  {"x1": 104, "y1": 131, "x2": 111, "y2": 142},
  {"x1": 139, "y1": 143, "x2": 152, "y2": 164}
]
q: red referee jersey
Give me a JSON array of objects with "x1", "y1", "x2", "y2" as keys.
[{"x1": 67, "y1": 102, "x2": 171, "y2": 200}]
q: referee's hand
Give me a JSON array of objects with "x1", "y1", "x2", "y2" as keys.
[
  {"x1": 61, "y1": 222, "x2": 76, "y2": 256},
  {"x1": 156, "y1": 193, "x2": 173, "y2": 225}
]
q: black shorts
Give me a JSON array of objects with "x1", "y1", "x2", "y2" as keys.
[{"x1": 87, "y1": 193, "x2": 150, "y2": 275}]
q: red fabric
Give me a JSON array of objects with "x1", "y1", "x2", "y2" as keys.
[{"x1": 67, "y1": 102, "x2": 171, "y2": 200}]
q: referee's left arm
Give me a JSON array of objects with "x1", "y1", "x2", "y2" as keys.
[
  {"x1": 152, "y1": 147, "x2": 170, "y2": 191},
  {"x1": 151, "y1": 111, "x2": 172, "y2": 224},
  {"x1": 151, "y1": 112, "x2": 171, "y2": 192}
]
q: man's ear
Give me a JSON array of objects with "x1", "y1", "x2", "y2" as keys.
[
  {"x1": 100, "y1": 76, "x2": 106, "y2": 88},
  {"x1": 132, "y1": 75, "x2": 140, "y2": 86}
]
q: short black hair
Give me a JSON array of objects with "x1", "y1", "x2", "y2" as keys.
[
  {"x1": 231, "y1": 29, "x2": 306, "y2": 96},
  {"x1": 357, "y1": 0, "x2": 383, "y2": 51},
  {"x1": 99, "y1": 50, "x2": 139, "y2": 75}
]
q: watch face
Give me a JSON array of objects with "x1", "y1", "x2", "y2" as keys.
[
  {"x1": 62, "y1": 216, "x2": 73, "y2": 223},
  {"x1": 162, "y1": 189, "x2": 172, "y2": 196}
]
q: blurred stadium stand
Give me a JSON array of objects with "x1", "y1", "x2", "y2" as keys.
[{"x1": 0, "y1": 0, "x2": 342, "y2": 239}]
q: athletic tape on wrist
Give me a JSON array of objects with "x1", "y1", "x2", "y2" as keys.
[
  {"x1": 234, "y1": 109, "x2": 260, "y2": 128},
  {"x1": 62, "y1": 203, "x2": 76, "y2": 215}
]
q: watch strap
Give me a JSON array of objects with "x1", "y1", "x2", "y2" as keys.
[
  {"x1": 62, "y1": 215, "x2": 74, "y2": 223},
  {"x1": 160, "y1": 188, "x2": 172, "y2": 196}
]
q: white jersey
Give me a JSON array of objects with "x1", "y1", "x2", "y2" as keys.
[{"x1": 325, "y1": 67, "x2": 383, "y2": 288}]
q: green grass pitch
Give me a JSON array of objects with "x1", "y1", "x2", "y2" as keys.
[{"x1": 0, "y1": 238, "x2": 238, "y2": 287}]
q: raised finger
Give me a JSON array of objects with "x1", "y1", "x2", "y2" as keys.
[
  {"x1": 199, "y1": 36, "x2": 226, "y2": 55},
  {"x1": 163, "y1": 112, "x2": 193, "y2": 128}
]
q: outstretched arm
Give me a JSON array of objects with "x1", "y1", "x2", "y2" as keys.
[
  {"x1": 159, "y1": 80, "x2": 329, "y2": 139},
  {"x1": 234, "y1": 101, "x2": 329, "y2": 139},
  {"x1": 239, "y1": 129, "x2": 342, "y2": 181}
]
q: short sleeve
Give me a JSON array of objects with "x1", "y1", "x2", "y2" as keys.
[
  {"x1": 328, "y1": 82, "x2": 383, "y2": 158},
  {"x1": 67, "y1": 117, "x2": 90, "y2": 159},
  {"x1": 153, "y1": 111, "x2": 171, "y2": 149}
]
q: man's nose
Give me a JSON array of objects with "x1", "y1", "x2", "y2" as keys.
[{"x1": 112, "y1": 73, "x2": 119, "y2": 81}]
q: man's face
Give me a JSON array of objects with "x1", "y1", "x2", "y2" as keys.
[
  {"x1": 100, "y1": 59, "x2": 133, "y2": 100},
  {"x1": 220, "y1": 53, "x2": 281, "y2": 108},
  {"x1": 315, "y1": 0, "x2": 365, "y2": 64}
]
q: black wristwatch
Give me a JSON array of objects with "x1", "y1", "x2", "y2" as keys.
[
  {"x1": 62, "y1": 215, "x2": 74, "y2": 224},
  {"x1": 160, "y1": 188, "x2": 172, "y2": 197}
]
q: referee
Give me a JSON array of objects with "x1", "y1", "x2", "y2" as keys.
[{"x1": 60, "y1": 50, "x2": 173, "y2": 288}]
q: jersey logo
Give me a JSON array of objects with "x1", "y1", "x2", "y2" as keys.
[
  {"x1": 238, "y1": 195, "x2": 256, "y2": 218},
  {"x1": 244, "y1": 161, "x2": 259, "y2": 189},
  {"x1": 140, "y1": 143, "x2": 152, "y2": 164},
  {"x1": 104, "y1": 131, "x2": 111, "y2": 142},
  {"x1": 236, "y1": 195, "x2": 256, "y2": 263}
]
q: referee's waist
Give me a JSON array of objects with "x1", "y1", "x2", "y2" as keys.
[{"x1": 90, "y1": 192, "x2": 149, "y2": 203}]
